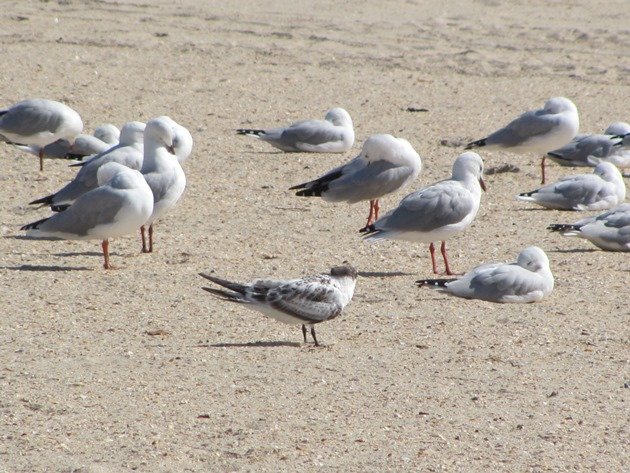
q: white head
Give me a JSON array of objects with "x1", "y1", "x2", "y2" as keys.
[
  {"x1": 593, "y1": 161, "x2": 622, "y2": 181},
  {"x1": 156, "y1": 116, "x2": 193, "y2": 163},
  {"x1": 144, "y1": 116, "x2": 176, "y2": 154},
  {"x1": 57, "y1": 103, "x2": 84, "y2": 145},
  {"x1": 360, "y1": 134, "x2": 421, "y2": 167},
  {"x1": 543, "y1": 97, "x2": 578, "y2": 115},
  {"x1": 118, "y1": 121, "x2": 146, "y2": 146},
  {"x1": 94, "y1": 124, "x2": 120, "y2": 144},
  {"x1": 604, "y1": 122, "x2": 630, "y2": 136},
  {"x1": 516, "y1": 246, "x2": 550, "y2": 273},
  {"x1": 325, "y1": 108, "x2": 353, "y2": 127},
  {"x1": 96, "y1": 161, "x2": 130, "y2": 187},
  {"x1": 452, "y1": 152, "x2": 486, "y2": 191}
]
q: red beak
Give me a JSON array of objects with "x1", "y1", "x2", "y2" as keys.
[{"x1": 479, "y1": 177, "x2": 487, "y2": 192}]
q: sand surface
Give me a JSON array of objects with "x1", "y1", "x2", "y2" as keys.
[{"x1": 1, "y1": 1, "x2": 628, "y2": 471}]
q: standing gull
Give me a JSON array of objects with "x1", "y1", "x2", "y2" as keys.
[
  {"x1": 548, "y1": 203, "x2": 630, "y2": 251},
  {"x1": 29, "y1": 122, "x2": 146, "y2": 211},
  {"x1": 199, "y1": 263, "x2": 357, "y2": 346},
  {"x1": 0, "y1": 99, "x2": 83, "y2": 171},
  {"x1": 516, "y1": 162, "x2": 625, "y2": 211},
  {"x1": 362, "y1": 152, "x2": 486, "y2": 275},
  {"x1": 237, "y1": 107, "x2": 354, "y2": 153},
  {"x1": 290, "y1": 134, "x2": 421, "y2": 230},
  {"x1": 140, "y1": 116, "x2": 187, "y2": 253},
  {"x1": 465, "y1": 97, "x2": 579, "y2": 183},
  {"x1": 417, "y1": 246, "x2": 554, "y2": 303},
  {"x1": 20, "y1": 162, "x2": 153, "y2": 269}
]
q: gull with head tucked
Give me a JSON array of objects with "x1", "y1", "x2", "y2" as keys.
[
  {"x1": 290, "y1": 133, "x2": 422, "y2": 230},
  {"x1": 237, "y1": 107, "x2": 354, "y2": 153}
]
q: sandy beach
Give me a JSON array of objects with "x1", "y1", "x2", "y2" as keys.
[{"x1": 1, "y1": 1, "x2": 628, "y2": 471}]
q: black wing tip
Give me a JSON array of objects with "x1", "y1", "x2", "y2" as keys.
[
  {"x1": 416, "y1": 278, "x2": 452, "y2": 288},
  {"x1": 20, "y1": 217, "x2": 49, "y2": 231},
  {"x1": 294, "y1": 187, "x2": 322, "y2": 197},
  {"x1": 236, "y1": 128, "x2": 265, "y2": 136},
  {"x1": 547, "y1": 223, "x2": 575, "y2": 232},
  {"x1": 464, "y1": 138, "x2": 486, "y2": 149},
  {"x1": 546, "y1": 151, "x2": 564, "y2": 159},
  {"x1": 29, "y1": 194, "x2": 54, "y2": 206},
  {"x1": 518, "y1": 190, "x2": 537, "y2": 197}
]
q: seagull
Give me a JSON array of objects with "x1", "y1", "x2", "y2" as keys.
[
  {"x1": 548, "y1": 203, "x2": 630, "y2": 251},
  {"x1": 0, "y1": 98, "x2": 83, "y2": 171},
  {"x1": 199, "y1": 263, "x2": 357, "y2": 346},
  {"x1": 465, "y1": 97, "x2": 579, "y2": 183},
  {"x1": 516, "y1": 162, "x2": 625, "y2": 211},
  {"x1": 362, "y1": 152, "x2": 486, "y2": 275},
  {"x1": 546, "y1": 122, "x2": 630, "y2": 168},
  {"x1": 290, "y1": 134, "x2": 421, "y2": 230},
  {"x1": 237, "y1": 107, "x2": 354, "y2": 153},
  {"x1": 587, "y1": 133, "x2": 630, "y2": 171},
  {"x1": 417, "y1": 246, "x2": 554, "y2": 303},
  {"x1": 20, "y1": 162, "x2": 153, "y2": 269},
  {"x1": 14, "y1": 133, "x2": 112, "y2": 162},
  {"x1": 93, "y1": 123, "x2": 120, "y2": 146},
  {"x1": 29, "y1": 122, "x2": 146, "y2": 211},
  {"x1": 140, "y1": 116, "x2": 187, "y2": 253}
]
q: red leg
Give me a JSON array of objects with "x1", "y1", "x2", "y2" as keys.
[
  {"x1": 541, "y1": 156, "x2": 546, "y2": 184},
  {"x1": 102, "y1": 239, "x2": 113, "y2": 269},
  {"x1": 361, "y1": 200, "x2": 377, "y2": 231},
  {"x1": 373, "y1": 199, "x2": 380, "y2": 221},
  {"x1": 141, "y1": 225, "x2": 149, "y2": 253},
  {"x1": 39, "y1": 149, "x2": 44, "y2": 172},
  {"x1": 429, "y1": 242, "x2": 439, "y2": 274},
  {"x1": 441, "y1": 241, "x2": 454, "y2": 275},
  {"x1": 148, "y1": 224, "x2": 154, "y2": 253}
]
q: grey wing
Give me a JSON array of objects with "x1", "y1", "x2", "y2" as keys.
[
  {"x1": 326, "y1": 159, "x2": 412, "y2": 203},
  {"x1": 452, "y1": 264, "x2": 541, "y2": 301},
  {"x1": 0, "y1": 102, "x2": 63, "y2": 138},
  {"x1": 487, "y1": 110, "x2": 560, "y2": 147},
  {"x1": 37, "y1": 186, "x2": 127, "y2": 237},
  {"x1": 280, "y1": 121, "x2": 342, "y2": 147},
  {"x1": 264, "y1": 278, "x2": 344, "y2": 323},
  {"x1": 544, "y1": 175, "x2": 603, "y2": 207},
  {"x1": 144, "y1": 169, "x2": 177, "y2": 203},
  {"x1": 549, "y1": 135, "x2": 619, "y2": 165},
  {"x1": 380, "y1": 183, "x2": 474, "y2": 232}
]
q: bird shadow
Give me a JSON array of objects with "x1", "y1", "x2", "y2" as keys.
[
  {"x1": 53, "y1": 251, "x2": 104, "y2": 258},
  {"x1": 358, "y1": 271, "x2": 413, "y2": 278},
  {"x1": 195, "y1": 340, "x2": 302, "y2": 348},
  {"x1": 548, "y1": 248, "x2": 597, "y2": 254},
  {"x1": 1, "y1": 264, "x2": 92, "y2": 272}
]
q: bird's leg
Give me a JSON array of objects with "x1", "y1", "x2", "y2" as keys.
[
  {"x1": 140, "y1": 225, "x2": 149, "y2": 253},
  {"x1": 373, "y1": 199, "x2": 380, "y2": 221},
  {"x1": 361, "y1": 200, "x2": 377, "y2": 232},
  {"x1": 441, "y1": 241, "x2": 454, "y2": 275},
  {"x1": 39, "y1": 149, "x2": 44, "y2": 172},
  {"x1": 310, "y1": 326, "x2": 319, "y2": 347},
  {"x1": 148, "y1": 224, "x2": 154, "y2": 253},
  {"x1": 429, "y1": 242, "x2": 439, "y2": 274},
  {"x1": 102, "y1": 239, "x2": 113, "y2": 269},
  {"x1": 302, "y1": 324, "x2": 308, "y2": 343},
  {"x1": 541, "y1": 156, "x2": 547, "y2": 184}
]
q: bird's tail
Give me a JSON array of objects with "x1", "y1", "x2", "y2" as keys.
[
  {"x1": 21, "y1": 217, "x2": 50, "y2": 231},
  {"x1": 464, "y1": 138, "x2": 486, "y2": 150},
  {"x1": 516, "y1": 189, "x2": 537, "y2": 201},
  {"x1": 547, "y1": 223, "x2": 581, "y2": 236},
  {"x1": 236, "y1": 129, "x2": 266, "y2": 137},
  {"x1": 200, "y1": 286, "x2": 245, "y2": 302},
  {"x1": 199, "y1": 273, "x2": 249, "y2": 295},
  {"x1": 29, "y1": 194, "x2": 55, "y2": 207},
  {"x1": 416, "y1": 278, "x2": 453, "y2": 289}
]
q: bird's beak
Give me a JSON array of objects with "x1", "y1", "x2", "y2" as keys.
[
  {"x1": 167, "y1": 144, "x2": 176, "y2": 155},
  {"x1": 479, "y1": 177, "x2": 487, "y2": 192}
]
